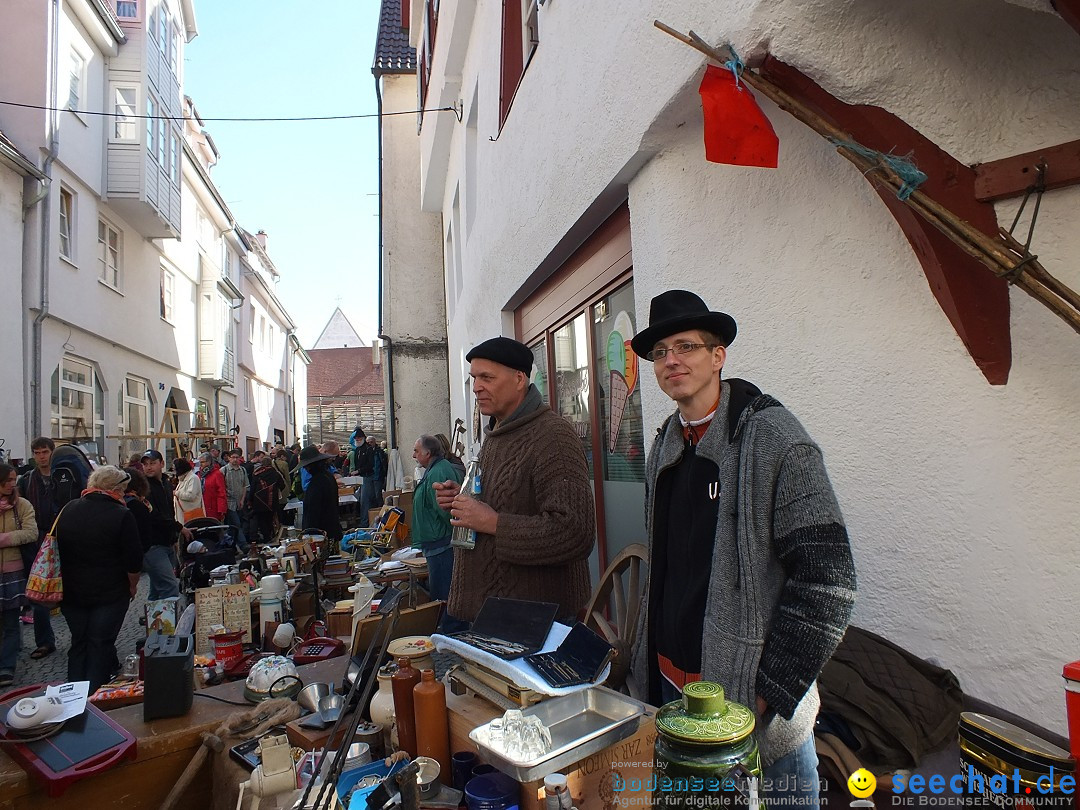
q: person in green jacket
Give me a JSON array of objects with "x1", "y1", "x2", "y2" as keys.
[{"x1": 411, "y1": 435, "x2": 464, "y2": 613}]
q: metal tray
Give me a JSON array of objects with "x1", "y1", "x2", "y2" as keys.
[{"x1": 469, "y1": 686, "x2": 645, "y2": 782}]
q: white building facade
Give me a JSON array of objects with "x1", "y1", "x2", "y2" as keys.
[
  {"x1": 2, "y1": 0, "x2": 306, "y2": 465},
  {"x1": 412, "y1": 0, "x2": 1080, "y2": 734},
  {"x1": 375, "y1": 0, "x2": 452, "y2": 454}
]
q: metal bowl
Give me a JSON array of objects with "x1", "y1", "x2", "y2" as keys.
[
  {"x1": 414, "y1": 756, "x2": 441, "y2": 798},
  {"x1": 297, "y1": 682, "x2": 334, "y2": 714}
]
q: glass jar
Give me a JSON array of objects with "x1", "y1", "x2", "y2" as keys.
[{"x1": 653, "y1": 682, "x2": 763, "y2": 808}]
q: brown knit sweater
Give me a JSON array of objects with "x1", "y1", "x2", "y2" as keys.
[{"x1": 447, "y1": 394, "x2": 596, "y2": 623}]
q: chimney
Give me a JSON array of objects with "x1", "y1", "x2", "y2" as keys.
[
  {"x1": 255, "y1": 230, "x2": 267, "y2": 249},
  {"x1": 372, "y1": 341, "x2": 381, "y2": 367}
]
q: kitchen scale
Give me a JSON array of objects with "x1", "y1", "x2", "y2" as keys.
[{"x1": 0, "y1": 684, "x2": 137, "y2": 797}]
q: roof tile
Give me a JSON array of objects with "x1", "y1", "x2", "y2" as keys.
[
  {"x1": 306, "y1": 347, "x2": 385, "y2": 398},
  {"x1": 373, "y1": 0, "x2": 417, "y2": 75}
]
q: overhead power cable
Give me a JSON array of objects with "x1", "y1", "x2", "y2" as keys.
[{"x1": 0, "y1": 99, "x2": 457, "y2": 122}]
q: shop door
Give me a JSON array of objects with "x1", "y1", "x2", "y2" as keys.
[{"x1": 529, "y1": 278, "x2": 645, "y2": 582}]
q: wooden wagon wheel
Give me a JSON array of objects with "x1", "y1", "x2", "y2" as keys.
[{"x1": 583, "y1": 543, "x2": 648, "y2": 691}]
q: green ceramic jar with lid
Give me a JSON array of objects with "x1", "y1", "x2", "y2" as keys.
[{"x1": 653, "y1": 682, "x2": 763, "y2": 808}]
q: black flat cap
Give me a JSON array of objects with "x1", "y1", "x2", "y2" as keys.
[{"x1": 465, "y1": 336, "x2": 534, "y2": 375}]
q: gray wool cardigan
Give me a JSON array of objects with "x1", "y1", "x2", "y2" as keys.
[{"x1": 628, "y1": 379, "x2": 857, "y2": 766}]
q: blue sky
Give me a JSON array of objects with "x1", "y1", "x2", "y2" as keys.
[{"x1": 184, "y1": 1, "x2": 382, "y2": 349}]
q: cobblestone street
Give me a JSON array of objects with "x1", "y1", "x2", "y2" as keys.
[{"x1": 9, "y1": 575, "x2": 152, "y2": 690}]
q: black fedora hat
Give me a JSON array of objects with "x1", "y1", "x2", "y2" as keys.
[
  {"x1": 630, "y1": 290, "x2": 737, "y2": 358},
  {"x1": 293, "y1": 445, "x2": 333, "y2": 471}
]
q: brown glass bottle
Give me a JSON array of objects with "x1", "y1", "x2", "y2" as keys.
[
  {"x1": 390, "y1": 656, "x2": 421, "y2": 757},
  {"x1": 413, "y1": 669, "x2": 451, "y2": 777}
]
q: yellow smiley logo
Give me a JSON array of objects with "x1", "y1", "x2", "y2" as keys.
[{"x1": 847, "y1": 768, "x2": 876, "y2": 798}]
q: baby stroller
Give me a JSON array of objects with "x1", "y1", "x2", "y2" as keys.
[{"x1": 179, "y1": 517, "x2": 238, "y2": 595}]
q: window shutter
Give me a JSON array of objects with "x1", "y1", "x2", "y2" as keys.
[{"x1": 499, "y1": 0, "x2": 524, "y2": 128}]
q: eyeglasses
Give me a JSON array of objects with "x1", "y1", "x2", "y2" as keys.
[{"x1": 646, "y1": 341, "x2": 717, "y2": 362}]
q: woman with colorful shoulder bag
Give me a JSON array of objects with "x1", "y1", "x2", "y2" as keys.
[{"x1": 0, "y1": 462, "x2": 39, "y2": 688}]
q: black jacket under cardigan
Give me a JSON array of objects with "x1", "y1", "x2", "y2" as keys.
[{"x1": 55, "y1": 492, "x2": 144, "y2": 607}]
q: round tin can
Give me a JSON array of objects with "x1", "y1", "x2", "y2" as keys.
[
  {"x1": 957, "y1": 712, "x2": 1075, "y2": 808},
  {"x1": 653, "y1": 682, "x2": 762, "y2": 808}
]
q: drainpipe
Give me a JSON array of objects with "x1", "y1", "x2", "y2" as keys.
[
  {"x1": 374, "y1": 72, "x2": 397, "y2": 448},
  {"x1": 30, "y1": 0, "x2": 62, "y2": 441},
  {"x1": 284, "y1": 329, "x2": 294, "y2": 443}
]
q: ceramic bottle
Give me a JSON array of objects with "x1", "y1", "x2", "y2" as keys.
[
  {"x1": 368, "y1": 662, "x2": 398, "y2": 752},
  {"x1": 390, "y1": 656, "x2": 421, "y2": 757},
  {"x1": 413, "y1": 669, "x2": 451, "y2": 777}
]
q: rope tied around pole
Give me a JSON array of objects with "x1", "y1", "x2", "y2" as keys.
[
  {"x1": 829, "y1": 139, "x2": 929, "y2": 200},
  {"x1": 724, "y1": 45, "x2": 746, "y2": 88}
]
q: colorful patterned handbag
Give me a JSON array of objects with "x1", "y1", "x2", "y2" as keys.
[{"x1": 25, "y1": 510, "x2": 64, "y2": 605}]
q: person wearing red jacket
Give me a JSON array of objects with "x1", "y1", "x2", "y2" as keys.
[{"x1": 199, "y1": 452, "x2": 227, "y2": 522}]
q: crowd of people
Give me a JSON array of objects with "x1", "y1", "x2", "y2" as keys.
[{"x1": 0, "y1": 433, "x2": 394, "y2": 692}]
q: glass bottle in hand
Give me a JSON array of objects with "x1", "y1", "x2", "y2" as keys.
[{"x1": 450, "y1": 459, "x2": 481, "y2": 549}]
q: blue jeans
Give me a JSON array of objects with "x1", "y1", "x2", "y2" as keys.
[
  {"x1": 225, "y1": 509, "x2": 249, "y2": 552},
  {"x1": 0, "y1": 608, "x2": 20, "y2": 675},
  {"x1": 424, "y1": 541, "x2": 454, "y2": 602},
  {"x1": 359, "y1": 476, "x2": 380, "y2": 527},
  {"x1": 763, "y1": 732, "x2": 820, "y2": 805},
  {"x1": 143, "y1": 545, "x2": 180, "y2": 600},
  {"x1": 61, "y1": 599, "x2": 130, "y2": 692}
]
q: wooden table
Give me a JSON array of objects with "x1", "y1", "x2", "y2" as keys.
[{"x1": 0, "y1": 657, "x2": 348, "y2": 810}]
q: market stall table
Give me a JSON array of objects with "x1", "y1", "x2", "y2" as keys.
[
  {"x1": 0, "y1": 657, "x2": 658, "y2": 810},
  {"x1": 0, "y1": 657, "x2": 346, "y2": 810}
]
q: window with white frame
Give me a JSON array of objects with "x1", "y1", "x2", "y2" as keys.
[
  {"x1": 195, "y1": 399, "x2": 210, "y2": 430},
  {"x1": 121, "y1": 376, "x2": 152, "y2": 457},
  {"x1": 146, "y1": 94, "x2": 157, "y2": 161},
  {"x1": 50, "y1": 356, "x2": 105, "y2": 451},
  {"x1": 249, "y1": 303, "x2": 256, "y2": 344},
  {"x1": 68, "y1": 48, "x2": 86, "y2": 110},
  {"x1": 98, "y1": 219, "x2": 121, "y2": 287},
  {"x1": 111, "y1": 85, "x2": 138, "y2": 142},
  {"x1": 115, "y1": 1, "x2": 138, "y2": 19},
  {"x1": 159, "y1": 6, "x2": 169, "y2": 59},
  {"x1": 258, "y1": 315, "x2": 267, "y2": 352},
  {"x1": 169, "y1": 130, "x2": 181, "y2": 186},
  {"x1": 170, "y1": 22, "x2": 181, "y2": 74},
  {"x1": 59, "y1": 187, "x2": 74, "y2": 260},
  {"x1": 218, "y1": 404, "x2": 229, "y2": 435},
  {"x1": 244, "y1": 376, "x2": 251, "y2": 411},
  {"x1": 158, "y1": 117, "x2": 167, "y2": 166},
  {"x1": 160, "y1": 266, "x2": 175, "y2": 321}
]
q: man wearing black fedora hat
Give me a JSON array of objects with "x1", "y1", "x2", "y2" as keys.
[{"x1": 627, "y1": 290, "x2": 856, "y2": 804}]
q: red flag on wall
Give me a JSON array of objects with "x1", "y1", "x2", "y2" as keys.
[{"x1": 698, "y1": 64, "x2": 779, "y2": 168}]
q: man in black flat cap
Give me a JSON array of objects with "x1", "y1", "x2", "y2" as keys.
[
  {"x1": 626, "y1": 290, "x2": 857, "y2": 806},
  {"x1": 433, "y1": 336, "x2": 595, "y2": 629}
]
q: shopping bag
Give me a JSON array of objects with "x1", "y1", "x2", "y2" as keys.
[{"x1": 25, "y1": 512, "x2": 64, "y2": 605}]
